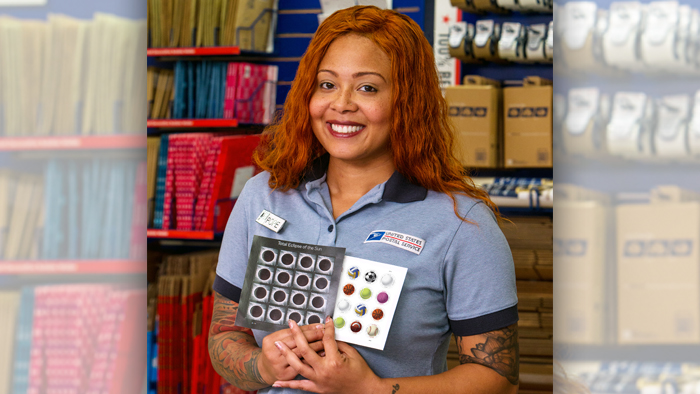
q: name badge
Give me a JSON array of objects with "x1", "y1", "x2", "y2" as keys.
[{"x1": 256, "y1": 210, "x2": 286, "y2": 233}]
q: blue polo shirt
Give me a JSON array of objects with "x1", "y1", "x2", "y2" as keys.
[{"x1": 214, "y1": 157, "x2": 518, "y2": 393}]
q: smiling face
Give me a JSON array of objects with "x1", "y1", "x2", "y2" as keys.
[{"x1": 309, "y1": 34, "x2": 393, "y2": 166}]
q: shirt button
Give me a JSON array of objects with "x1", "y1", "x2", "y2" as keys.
[{"x1": 328, "y1": 225, "x2": 334, "y2": 232}]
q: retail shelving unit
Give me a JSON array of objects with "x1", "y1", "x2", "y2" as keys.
[
  {"x1": 0, "y1": 2, "x2": 147, "y2": 393},
  {"x1": 0, "y1": 260, "x2": 145, "y2": 275},
  {"x1": 0, "y1": 135, "x2": 145, "y2": 151},
  {"x1": 147, "y1": 229, "x2": 219, "y2": 241},
  {"x1": 147, "y1": 46, "x2": 242, "y2": 57},
  {"x1": 554, "y1": 0, "x2": 700, "y2": 379},
  {"x1": 146, "y1": 119, "x2": 239, "y2": 128}
]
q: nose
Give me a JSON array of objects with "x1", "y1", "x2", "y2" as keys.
[{"x1": 330, "y1": 88, "x2": 358, "y2": 113}]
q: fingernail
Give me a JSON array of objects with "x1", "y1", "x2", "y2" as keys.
[
  {"x1": 316, "y1": 324, "x2": 324, "y2": 330},
  {"x1": 273, "y1": 382, "x2": 281, "y2": 388},
  {"x1": 288, "y1": 319, "x2": 295, "y2": 328},
  {"x1": 274, "y1": 341, "x2": 282, "y2": 350},
  {"x1": 325, "y1": 316, "x2": 332, "y2": 323}
]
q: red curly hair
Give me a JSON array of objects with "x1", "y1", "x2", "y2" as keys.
[{"x1": 254, "y1": 5, "x2": 498, "y2": 220}]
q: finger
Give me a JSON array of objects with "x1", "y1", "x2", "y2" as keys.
[
  {"x1": 272, "y1": 379, "x2": 318, "y2": 392},
  {"x1": 321, "y1": 316, "x2": 340, "y2": 359},
  {"x1": 291, "y1": 341, "x2": 324, "y2": 358},
  {"x1": 288, "y1": 319, "x2": 323, "y2": 366},
  {"x1": 301, "y1": 323, "x2": 326, "y2": 343},
  {"x1": 279, "y1": 324, "x2": 325, "y2": 350},
  {"x1": 274, "y1": 340, "x2": 316, "y2": 378}
]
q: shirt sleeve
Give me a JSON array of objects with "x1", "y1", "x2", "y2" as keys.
[
  {"x1": 443, "y1": 201, "x2": 519, "y2": 337},
  {"x1": 213, "y1": 177, "x2": 256, "y2": 303}
]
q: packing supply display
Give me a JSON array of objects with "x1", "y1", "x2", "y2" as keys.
[
  {"x1": 616, "y1": 186, "x2": 700, "y2": 345},
  {"x1": 519, "y1": 0, "x2": 553, "y2": 13},
  {"x1": 562, "y1": 87, "x2": 610, "y2": 157},
  {"x1": 0, "y1": 159, "x2": 145, "y2": 261},
  {"x1": 3, "y1": 284, "x2": 144, "y2": 394},
  {"x1": 526, "y1": 23, "x2": 549, "y2": 63},
  {"x1": 448, "y1": 22, "x2": 481, "y2": 64},
  {"x1": 445, "y1": 76, "x2": 501, "y2": 168},
  {"x1": 553, "y1": 184, "x2": 609, "y2": 345},
  {"x1": 654, "y1": 94, "x2": 692, "y2": 158},
  {"x1": 449, "y1": 20, "x2": 554, "y2": 64},
  {"x1": 473, "y1": 20, "x2": 502, "y2": 62},
  {"x1": 474, "y1": 176, "x2": 553, "y2": 209},
  {"x1": 497, "y1": 214, "x2": 553, "y2": 371},
  {"x1": 557, "y1": 86, "x2": 700, "y2": 162},
  {"x1": 498, "y1": 22, "x2": 528, "y2": 62},
  {"x1": 148, "y1": 133, "x2": 260, "y2": 232},
  {"x1": 453, "y1": 0, "x2": 553, "y2": 13},
  {"x1": 561, "y1": 1, "x2": 603, "y2": 72},
  {"x1": 148, "y1": 62, "x2": 278, "y2": 125},
  {"x1": 147, "y1": 0, "x2": 277, "y2": 52},
  {"x1": 0, "y1": 14, "x2": 144, "y2": 137},
  {"x1": 602, "y1": 1, "x2": 644, "y2": 72},
  {"x1": 689, "y1": 90, "x2": 700, "y2": 155},
  {"x1": 496, "y1": 0, "x2": 522, "y2": 11},
  {"x1": 473, "y1": 0, "x2": 509, "y2": 14},
  {"x1": 148, "y1": 250, "x2": 251, "y2": 394},
  {"x1": 450, "y1": 0, "x2": 481, "y2": 14},
  {"x1": 568, "y1": 362, "x2": 700, "y2": 393},
  {"x1": 503, "y1": 77, "x2": 554, "y2": 168},
  {"x1": 561, "y1": 0, "x2": 700, "y2": 75},
  {"x1": 640, "y1": 1, "x2": 682, "y2": 70},
  {"x1": 606, "y1": 92, "x2": 656, "y2": 158},
  {"x1": 545, "y1": 20, "x2": 554, "y2": 60}
]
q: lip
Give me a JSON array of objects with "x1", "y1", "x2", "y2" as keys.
[{"x1": 326, "y1": 121, "x2": 366, "y2": 138}]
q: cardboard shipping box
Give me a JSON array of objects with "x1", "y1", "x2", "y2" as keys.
[
  {"x1": 503, "y1": 77, "x2": 553, "y2": 167},
  {"x1": 616, "y1": 187, "x2": 700, "y2": 344},
  {"x1": 553, "y1": 185, "x2": 609, "y2": 345},
  {"x1": 445, "y1": 76, "x2": 501, "y2": 168}
]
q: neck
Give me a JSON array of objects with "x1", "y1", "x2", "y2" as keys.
[{"x1": 325, "y1": 155, "x2": 395, "y2": 203}]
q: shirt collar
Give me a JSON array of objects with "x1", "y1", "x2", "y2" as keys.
[{"x1": 303, "y1": 154, "x2": 427, "y2": 203}]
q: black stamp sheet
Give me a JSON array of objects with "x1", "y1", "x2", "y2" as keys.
[{"x1": 235, "y1": 235, "x2": 346, "y2": 332}]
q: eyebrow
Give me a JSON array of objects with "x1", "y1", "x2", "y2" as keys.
[{"x1": 317, "y1": 69, "x2": 387, "y2": 83}]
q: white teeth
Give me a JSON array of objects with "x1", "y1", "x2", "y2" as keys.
[{"x1": 330, "y1": 124, "x2": 363, "y2": 133}]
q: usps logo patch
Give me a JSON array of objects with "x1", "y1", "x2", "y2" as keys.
[{"x1": 364, "y1": 230, "x2": 425, "y2": 255}]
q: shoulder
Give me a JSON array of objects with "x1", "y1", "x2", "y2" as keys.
[
  {"x1": 423, "y1": 190, "x2": 496, "y2": 225},
  {"x1": 242, "y1": 171, "x2": 273, "y2": 192}
]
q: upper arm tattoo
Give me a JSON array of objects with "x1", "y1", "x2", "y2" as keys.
[
  {"x1": 208, "y1": 292, "x2": 267, "y2": 390},
  {"x1": 455, "y1": 324, "x2": 520, "y2": 385}
]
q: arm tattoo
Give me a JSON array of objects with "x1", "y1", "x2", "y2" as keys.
[
  {"x1": 208, "y1": 292, "x2": 268, "y2": 390},
  {"x1": 392, "y1": 383, "x2": 400, "y2": 393},
  {"x1": 456, "y1": 324, "x2": 520, "y2": 385}
]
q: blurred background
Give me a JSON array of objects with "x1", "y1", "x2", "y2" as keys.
[
  {"x1": 554, "y1": 0, "x2": 700, "y2": 392},
  {"x1": 0, "y1": 0, "x2": 146, "y2": 393}
]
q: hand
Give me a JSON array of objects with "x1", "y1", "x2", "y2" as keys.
[
  {"x1": 258, "y1": 323, "x2": 326, "y2": 385},
  {"x1": 272, "y1": 317, "x2": 382, "y2": 394}
]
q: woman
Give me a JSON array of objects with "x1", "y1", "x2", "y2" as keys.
[{"x1": 209, "y1": 6, "x2": 519, "y2": 394}]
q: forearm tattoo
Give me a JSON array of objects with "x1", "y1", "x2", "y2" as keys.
[
  {"x1": 208, "y1": 293, "x2": 267, "y2": 390},
  {"x1": 392, "y1": 383, "x2": 400, "y2": 393},
  {"x1": 456, "y1": 324, "x2": 520, "y2": 385}
]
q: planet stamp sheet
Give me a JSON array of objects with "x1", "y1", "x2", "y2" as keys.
[
  {"x1": 332, "y1": 256, "x2": 408, "y2": 351},
  {"x1": 235, "y1": 235, "x2": 346, "y2": 332}
]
